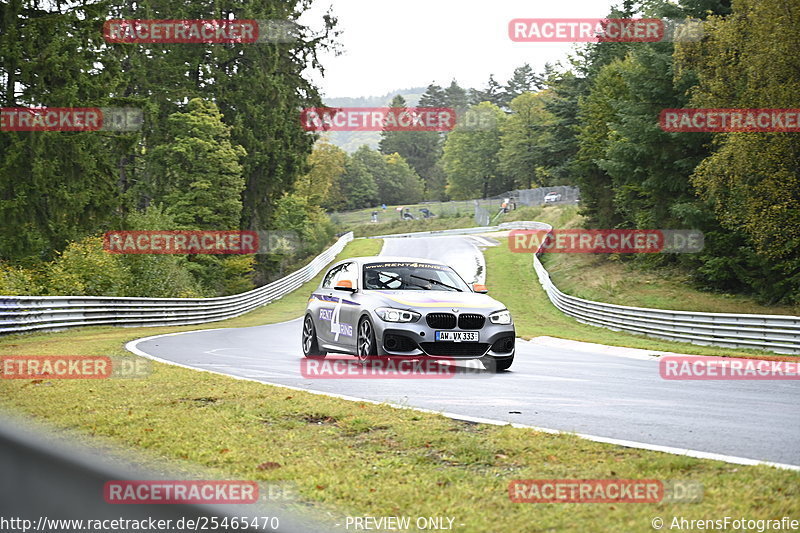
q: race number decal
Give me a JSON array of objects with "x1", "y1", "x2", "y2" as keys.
[{"x1": 330, "y1": 296, "x2": 343, "y2": 341}]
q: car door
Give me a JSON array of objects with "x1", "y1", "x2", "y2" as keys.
[
  {"x1": 330, "y1": 261, "x2": 359, "y2": 350},
  {"x1": 315, "y1": 264, "x2": 343, "y2": 346}
]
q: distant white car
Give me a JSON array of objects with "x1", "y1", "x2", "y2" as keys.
[{"x1": 544, "y1": 192, "x2": 562, "y2": 203}]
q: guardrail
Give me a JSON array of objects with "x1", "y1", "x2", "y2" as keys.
[
  {"x1": 520, "y1": 224, "x2": 800, "y2": 355},
  {"x1": 533, "y1": 253, "x2": 800, "y2": 354},
  {"x1": 373, "y1": 222, "x2": 800, "y2": 355},
  {"x1": 0, "y1": 233, "x2": 354, "y2": 335}
]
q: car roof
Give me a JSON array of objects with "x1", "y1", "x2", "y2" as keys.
[{"x1": 329, "y1": 256, "x2": 450, "y2": 268}]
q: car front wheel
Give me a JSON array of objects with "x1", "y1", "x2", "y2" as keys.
[{"x1": 357, "y1": 317, "x2": 377, "y2": 362}]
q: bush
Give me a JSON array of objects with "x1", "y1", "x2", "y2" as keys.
[
  {"x1": 47, "y1": 236, "x2": 130, "y2": 296},
  {"x1": 120, "y1": 207, "x2": 203, "y2": 297},
  {"x1": 187, "y1": 255, "x2": 255, "y2": 297},
  {"x1": 271, "y1": 193, "x2": 336, "y2": 256},
  {"x1": 0, "y1": 263, "x2": 45, "y2": 295}
]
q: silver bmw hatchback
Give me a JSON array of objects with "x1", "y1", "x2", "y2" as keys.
[{"x1": 301, "y1": 256, "x2": 515, "y2": 371}]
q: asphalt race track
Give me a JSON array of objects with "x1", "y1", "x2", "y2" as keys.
[{"x1": 132, "y1": 236, "x2": 800, "y2": 468}]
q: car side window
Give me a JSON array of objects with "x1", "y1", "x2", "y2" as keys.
[
  {"x1": 321, "y1": 265, "x2": 343, "y2": 289},
  {"x1": 337, "y1": 262, "x2": 357, "y2": 287}
]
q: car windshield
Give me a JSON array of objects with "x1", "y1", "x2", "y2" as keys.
[{"x1": 362, "y1": 261, "x2": 470, "y2": 292}]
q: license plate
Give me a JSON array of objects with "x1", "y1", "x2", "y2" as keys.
[{"x1": 435, "y1": 331, "x2": 479, "y2": 342}]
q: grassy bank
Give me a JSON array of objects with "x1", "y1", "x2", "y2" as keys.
[
  {"x1": 2, "y1": 358, "x2": 799, "y2": 532},
  {"x1": 351, "y1": 215, "x2": 478, "y2": 238},
  {"x1": 543, "y1": 253, "x2": 800, "y2": 316},
  {"x1": 499, "y1": 204, "x2": 799, "y2": 316}
]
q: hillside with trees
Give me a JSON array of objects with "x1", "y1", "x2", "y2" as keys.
[
  {"x1": 0, "y1": 0, "x2": 339, "y2": 296},
  {"x1": 310, "y1": 0, "x2": 798, "y2": 305}
]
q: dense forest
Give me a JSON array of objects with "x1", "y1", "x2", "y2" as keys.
[
  {"x1": 0, "y1": 0, "x2": 339, "y2": 296},
  {"x1": 1, "y1": 0, "x2": 798, "y2": 305}
]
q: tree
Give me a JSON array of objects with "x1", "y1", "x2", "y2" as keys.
[
  {"x1": 351, "y1": 144, "x2": 389, "y2": 201},
  {"x1": 442, "y1": 102, "x2": 507, "y2": 199},
  {"x1": 379, "y1": 95, "x2": 443, "y2": 199},
  {"x1": 469, "y1": 75, "x2": 505, "y2": 107},
  {"x1": 339, "y1": 155, "x2": 378, "y2": 210},
  {"x1": 150, "y1": 99, "x2": 246, "y2": 230},
  {"x1": 573, "y1": 59, "x2": 627, "y2": 228},
  {"x1": 295, "y1": 142, "x2": 346, "y2": 206},
  {"x1": 270, "y1": 192, "x2": 334, "y2": 262},
  {"x1": 146, "y1": 98, "x2": 252, "y2": 297},
  {"x1": 350, "y1": 144, "x2": 424, "y2": 205},
  {"x1": 383, "y1": 153, "x2": 424, "y2": 204},
  {"x1": 602, "y1": 46, "x2": 708, "y2": 229},
  {"x1": 499, "y1": 92, "x2": 553, "y2": 189},
  {"x1": 504, "y1": 64, "x2": 542, "y2": 106},
  {"x1": 443, "y1": 80, "x2": 469, "y2": 113},
  {"x1": 0, "y1": 0, "x2": 124, "y2": 260},
  {"x1": 538, "y1": 71, "x2": 585, "y2": 184},
  {"x1": 676, "y1": 0, "x2": 800, "y2": 302},
  {"x1": 419, "y1": 83, "x2": 447, "y2": 108},
  {"x1": 0, "y1": 0, "x2": 340, "y2": 291}
]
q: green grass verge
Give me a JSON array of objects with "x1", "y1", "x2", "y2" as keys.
[
  {"x1": 2, "y1": 359, "x2": 799, "y2": 532},
  {"x1": 331, "y1": 199, "x2": 492, "y2": 227},
  {"x1": 484, "y1": 237, "x2": 796, "y2": 359},
  {"x1": 543, "y1": 253, "x2": 799, "y2": 316},
  {"x1": 351, "y1": 215, "x2": 479, "y2": 238}
]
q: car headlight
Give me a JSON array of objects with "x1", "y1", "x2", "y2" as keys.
[
  {"x1": 375, "y1": 307, "x2": 421, "y2": 323},
  {"x1": 489, "y1": 310, "x2": 512, "y2": 325}
]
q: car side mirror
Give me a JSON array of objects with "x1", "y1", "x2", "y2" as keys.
[
  {"x1": 473, "y1": 283, "x2": 488, "y2": 293},
  {"x1": 334, "y1": 279, "x2": 356, "y2": 292}
]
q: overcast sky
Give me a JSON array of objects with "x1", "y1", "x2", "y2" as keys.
[{"x1": 300, "y1": 0, "x2": 622, "y2": 99}]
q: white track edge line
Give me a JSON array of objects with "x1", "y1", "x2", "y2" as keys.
[{"x1": 126, "y1": 334, "x2": 800, "y2": 472}]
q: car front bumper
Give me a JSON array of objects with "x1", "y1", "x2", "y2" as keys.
[{"x1": 375, "y1": 321, "x2": 515, "y2": 360}]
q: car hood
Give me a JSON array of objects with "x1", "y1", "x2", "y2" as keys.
[{"x1": 368, "y1": 290, "x2": 505, "y2": 311}]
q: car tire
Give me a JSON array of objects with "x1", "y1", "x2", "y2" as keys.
[
  {"x1": 302, "y1": 315, "x2": 326, "y2": 358},
  {"x1": 483, "y1": 354, "x2": 514, "y2": 372},
  {"x1": 357, "y1": 317, "x2": 378, "y2": 362}
]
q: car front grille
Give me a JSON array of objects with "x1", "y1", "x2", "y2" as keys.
[
  {"x1": 420, "y1": 342, "x2": 490, "y2": 357},
  {"x1": 458, "y1": 313, "x2": 485, "y2": 329},
  {"x1": 426, "y1": 312, "x2": 456, "y2": 329}
]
